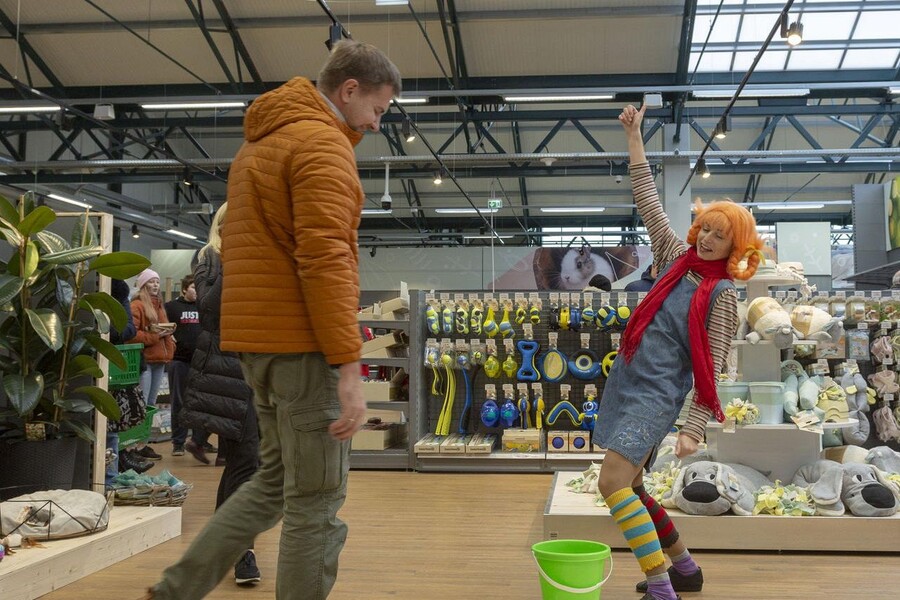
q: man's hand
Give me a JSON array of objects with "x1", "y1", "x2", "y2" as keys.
[
  {"x1": 618, "y1": 103, "x2": 647, "y2": 136},
  {"x1": 329, "y1": 361, "x2": 366, "y2": 441},
  {"x1": 674, "y1": 432, "x2": 700, "y2": 459}
]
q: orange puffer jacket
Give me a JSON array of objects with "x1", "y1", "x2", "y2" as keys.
[
  {"x1": 129, "y1": 296, "x2": 175, "y2": 364},
  {"x1": 220, "y1": 77, "x2": 364, "y2": 365}
]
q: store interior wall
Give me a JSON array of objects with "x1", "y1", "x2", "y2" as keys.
[{"x1": 852, "y1": 184, "x2": 890, "y2": 289}]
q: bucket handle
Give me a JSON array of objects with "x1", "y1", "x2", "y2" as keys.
[{"x1": 532, "y1": 553, "x2": 613, "y2": 595}]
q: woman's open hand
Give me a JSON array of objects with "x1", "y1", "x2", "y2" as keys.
[{"x1": 618, "y1": 104, "x2": 647, "y2": 136}]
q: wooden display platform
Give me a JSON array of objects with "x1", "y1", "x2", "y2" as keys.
[
  {"x1": 0, "y1": 505, "x2": 181, "y2": 599},
  {"x1": 543, "y1": 472, "x2": 900, "y2": 552}
]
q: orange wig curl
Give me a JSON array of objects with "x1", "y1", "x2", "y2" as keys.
[{"x1": 686, "y1": 199, "x2": 764, "y2": 281}]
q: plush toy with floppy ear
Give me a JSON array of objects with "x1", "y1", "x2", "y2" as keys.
[
  {"x1": 661, "y1": 461, "x2": 773, "y2": 516},
  {"x1": 793, "y1": 459, "x2": 900, "y2": 517},
  {"x1": 866, "y1": 446, "x2": 900, "y2": 474},
  {"x1": 790, "y1": 304, "x2": 844, "y2": 344},
  {"x1": 745, "y1": 297, "x2": 797, "y2": 350},
  {"x1": 840, "y1": 363, "x2": 872, "y2": 445}
]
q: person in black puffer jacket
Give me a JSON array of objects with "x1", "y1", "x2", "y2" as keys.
[{"x1": 181, "y1": 202, "x2": 262, "y2": 586}]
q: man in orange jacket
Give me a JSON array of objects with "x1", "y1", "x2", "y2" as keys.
[{"x1": 146, "y1": 40, "x2": 400, "y2": 600}]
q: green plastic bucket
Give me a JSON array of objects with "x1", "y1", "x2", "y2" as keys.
[{"x1": 532, "y1": 539, "x2": 613, "y2": 600}]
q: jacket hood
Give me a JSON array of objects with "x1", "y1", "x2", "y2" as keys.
[
  {"x1": 243, "y1": 77, "x2": 363, "y2": 147},
  {"x1": 640, "y1": 265, "x2": 656, "y2": 282}
]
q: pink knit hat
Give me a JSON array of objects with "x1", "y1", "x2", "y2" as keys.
[{"x1": 135, "y1": 268, "x2": 160, "y2": 291}]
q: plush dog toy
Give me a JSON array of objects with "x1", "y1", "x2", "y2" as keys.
[
  {"x1": 661, "y1": 461, "x2": 773, "y2": 516},
  {"x1": 840, "y1": 364, "x2": 872, "y2": 445},
  {"x1": 745, "y1": 297, "x2": 797, "y2": 350},
  {"x1": 866, "y1": 446, "x2": 900, "y2": 474},
  {"x1": 790, "y1": 304, "x2": 844, "y2": 344},
  {"x1": 793, "y1": 459, "x2": 900, "y2": 517}
]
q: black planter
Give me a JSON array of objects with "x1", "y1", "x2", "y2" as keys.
[{"x1": 0, "y1": 437, "x2": 79, "y2": 500}]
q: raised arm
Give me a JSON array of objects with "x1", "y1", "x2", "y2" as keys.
[{"x1": 619, "y1": 104, "x2": 687, "y2": 267}]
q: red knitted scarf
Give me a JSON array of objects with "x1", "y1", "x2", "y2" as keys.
[{"x1": 619, "y1": 247, "x2": 731, "y2": 422}]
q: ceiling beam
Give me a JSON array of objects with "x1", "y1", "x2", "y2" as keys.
[
  {"x1": 210, "y1": 0, "x2": 265, "y2": 92},
  {"x1": 0, "y1": 8, "x2": 65, "y2": 93},
  {"x1": 183, "y1": 0, "x2": 239, "y2": 91}
]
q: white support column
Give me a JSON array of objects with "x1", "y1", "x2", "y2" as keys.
[{"x1": 661, "y1": 124, "x2": 692, "y2": 238}]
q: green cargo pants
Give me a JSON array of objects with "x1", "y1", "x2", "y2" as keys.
[{"x1": 152, "y1": 352, "x2": 351, "y2": 599}]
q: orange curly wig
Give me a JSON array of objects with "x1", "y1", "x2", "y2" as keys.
[{"x1": 686, "y1": 199, "x2": 764, "y2": 280}]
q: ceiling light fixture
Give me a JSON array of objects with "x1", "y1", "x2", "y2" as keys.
[
  {"x1": 540, "y1": 207, "x2": 606, "y2": 213},
  {"x1": 376, "y1": 0, "x2": 409, "y2": 5},
  {"x1": 131, "y1": 224, "x2": 140, "y2": 239},
  {"x1": 380, "y1": 162, "x2": 392, "y2": 211},
  {"x1": 786, "y1": 22, "x2": 803, "y2": 47},
  {"x1": 462, "y1": 235, "x2": 514, "y2": 240},
  {"x1": 433, "y1": 171, "x2": 443, "y2": 185},
  {"x1": 140, "y1": 101, "x2": 246, "y2": 110},
  {"x1": 889, "y1": 87, "x2": 900, "y2": 95},
  {"x1": 435, "y1": 208, "x2": 499, "y2": 215},
  {"x1": 765, "y1": 203, "x2": 825, "y2": 210},
  {"x1": 47, "y1": 193, "x2": 92, "y2": 209},
  {"x1": 396, "y1": 97, "x2": 428, "y2": 104},
  {"x1": 182, "y1": 168, "x2": 193, "y2": 186},
  {"x1": 401, "y1": 117, "x2": 416, "y2": 143},
  {"x1": 362, "y1": 209, "x2": 392, "y2": 215},
  {"x1": 0, "y1": 104, "x2": 61, "y2": 114},
  {"x1": 503, "y1": 94, "x2": 615, "y2": 103},
  {"x1": 93, "y1": 103, "x2": 115, "y2": 120},
  {"x1": 693, "y1": 88, "x2": 810, "y2": 99},
  {"x1": 165, "y1": 228, "x2": 198, "y2": 240},
  {"x1": 696, "y1": 158, "x2": 711, "y2": 179},
  {"x1": 713, "y1": 115, "x2": 731, "y2": 140}
]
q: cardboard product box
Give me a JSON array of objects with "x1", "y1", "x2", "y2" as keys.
[
  {"x1": 568, "y1": 431, "x2": 591, "y2": 452},
  {"x1": 814, "y1": 332, "x2": 846, "y2": 359},
  {"x1": 414, "y1": 433, "x2": 444, "y2": 454},
  {"x1": 547, "y1": 430, "x2": 569, "y2": 453},
  {"x1": 361, "y1": 330, "x2": 408, "y2": 356},
  {"x1": 465, "y1": 433, "x2": 497, "y2": 454},
  {"x1": 361, "y1": 369, "x2": 407, "y2": 402},
  {"x1": 501, "y1": 429, "x2": 542, "y2": 453},
  {"x1": 366, "y1": 408, "x2": 406, "y2": 423},
  {"x1": 439, "y1": 433, "x2": 472, "y2": 454},
  {"x1": 592, "y1": 443, "x2": 606, "y2": 453},
  {"x1": 352, "y1": 422, "x2": 399, "y2": 450}
]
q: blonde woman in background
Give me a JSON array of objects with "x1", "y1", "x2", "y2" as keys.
[{"x1": 180, "y1": 203, "x2": 262, "y2": 585}]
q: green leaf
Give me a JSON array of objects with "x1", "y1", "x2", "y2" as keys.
[
  {"x1": 73, "y1": 385, "x2": 121, "y2": 421},
  {"x1": 17, "y1": 206, "x2": 57, "y2": 237},
  {"x1": 35, "y1": 230, "x2": 70, "y2": 254},
  {"x1": 7, "y1": 241, "x2": 39, "y2": 278},
  {"x1": 0, "y1": 273, "x2": 23, "y2": 305},
  {"x1": 3, "y1": 372, "x2": 45, "y2": 416},
  {"x1": 65, "y1": 419, "x2": 97, "y2": 443},
  {"x1": 55, "y1": 276, "x2": 74, "y2": 309},
  {"x1": 84, "y1": 334, "x2": 126, "y2": 370},
  {"x1": 0, "y1": 222, "x2": 23, "y2": 246},
  {"x1": 80, "y1": 291, "x2": 127, "y2": 332},
  {"x1": 42, "y1": 245, "x2": 104, "y2": 265},
  {"x1": 0, "y1": 194, "x2": 19, "y2": 226},
  {"x1": 93, "y1": 308, "x2": 110, "y2": 334},
  {"x1": 67, "y1": 354, "x2": 104, "y2": 379},
  {"x1": 89, "y1": 251, "x2": 151, "y2": 279},
  {"x1": 71, "y1": 213, "x2": 97, "y2": 248},
  {"x1": 25, "y1": 307, "x2": 64, "y2": 351}
]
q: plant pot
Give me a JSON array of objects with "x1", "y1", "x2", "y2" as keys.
[{"x1": 0, "y1": 437, "x2": 79, "y2": 500}]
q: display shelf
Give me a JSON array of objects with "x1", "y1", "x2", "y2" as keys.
[
  {"x1": 0, "y1": 506, "x2": 181, "y2": 600},
  {"x1": 731, "y1": 339, "x2": 818, "y2": 346},
  {"x1": 416, "y1": 451, "x2": 547, "y2": 472},
  {"x1": 366, "y1": 400, "x2": 409, "y2": 411},
  {"x1": 350, "y1": 448, "x2": 409, "y2": 470},
  {"x1": 707, "y1": 417, "x2": 858, "y2": 431},
  {"x1": 543, "y1": 472, "x2": 900, "y2": 552},
  {"x1": 360, "y1": 357, "x2": 408, "y2": 368},
  {"x1": 358, "y1": 318, "x2": 410, "y2": 332}
]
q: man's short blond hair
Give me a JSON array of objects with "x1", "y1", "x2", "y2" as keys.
[{"x1": 318, "y1": 40, "x2": 401, "y2": 96}]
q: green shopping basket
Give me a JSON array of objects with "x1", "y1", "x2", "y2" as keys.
[
  {"x1": 109, "y1": 343, "x2": 143, "y2": 389},
  {"x1": 118, "y1": 406, "x2": 157, "y2": 448}
]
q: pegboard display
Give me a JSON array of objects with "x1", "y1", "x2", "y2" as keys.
[{"x1": 414, "y1": 289, "x2": 641, "y2": 457}]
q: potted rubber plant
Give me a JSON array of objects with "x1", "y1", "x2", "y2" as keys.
[{"x1": 0, "y1": 192, "x2": 150, "y2": 493}]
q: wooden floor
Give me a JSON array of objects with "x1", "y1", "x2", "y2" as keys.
[{"x1": 36, "y1": 446, "x2": 898, "y2": 599}]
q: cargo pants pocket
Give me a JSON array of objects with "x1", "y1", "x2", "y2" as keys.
[{"x1": 290, "y1": 406, "x2": 348, "y2": 495}]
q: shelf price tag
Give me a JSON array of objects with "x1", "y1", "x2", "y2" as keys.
[
  {"x1": 872, "y1": 290, "x2": 882, "y2": 299},
  {"x1": 775, "y1": 291, "x2": 786, "y2": 299},
  {"x1": 836, "y1": 291, "x2": 846, "y2": 299}
]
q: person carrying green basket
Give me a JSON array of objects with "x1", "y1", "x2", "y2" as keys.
[{"x1": 591, "y1": 104, "x2": 765, "y2": 600}]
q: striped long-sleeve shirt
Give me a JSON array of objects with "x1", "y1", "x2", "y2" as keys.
[{"x1": 630, "y1": 161, "x2": 739, "y2": 442}]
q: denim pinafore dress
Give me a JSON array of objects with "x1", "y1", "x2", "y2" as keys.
[{"x1": 591, "y1": 267, "x2": 733, "y2": 468}]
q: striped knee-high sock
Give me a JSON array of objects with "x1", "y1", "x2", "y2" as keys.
[
  {"x1": 607, "y1": 487, "x2": 665, "y2": 573},
  {"x1": 634, "y1": 484, "x2": 680, "y2": 549}
]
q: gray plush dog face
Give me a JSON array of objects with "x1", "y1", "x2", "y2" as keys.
[
  {"x1": 841, "y1": 465, "x2": 899, "y2": 517},
  {"x1": 674, "y1": 462, "x2": 733, "y2": 516}
]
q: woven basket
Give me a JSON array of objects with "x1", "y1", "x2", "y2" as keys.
[{"x1": 113, "y1": 483, "x2": 193, "y2": 507}]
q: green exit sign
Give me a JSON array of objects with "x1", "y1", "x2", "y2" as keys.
[{"x1": 488, "y1": 198, "x2": 503, "y2": 209}]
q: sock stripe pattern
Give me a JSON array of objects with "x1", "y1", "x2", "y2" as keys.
[
  {"x1": 634, "y1": 485, "x2": 680, "y2": 548},
  {"x1": 607, "y1": 487, "x2": 665, "y2": 573}
]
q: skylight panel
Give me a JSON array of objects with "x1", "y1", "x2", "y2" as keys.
[
  {"x1": 794, "y1": 12, "x2": 856, "y2": 41},
  {"x1": 733, "y1": 49, "x2": 788, "y2": 71},
  {"x1": 786, "y1": 49, "x2": 844, "y2": 70},
  {"x1": 738, "y1": 13, "x2": 782, "y2": 42},
  {"x1": 691, "y1": 14, "x2": 741, "y2": 44},
  {"x1": 852, "y1": 11, "x2": 900, "y2": 39},
  {"x1": 690, "y1": 51, "x2": 735, "y2": 72},
  {"x1": 842, "y1": 48, "x2": 899, "y2": 69}
]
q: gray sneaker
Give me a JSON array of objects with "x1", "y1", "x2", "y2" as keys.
[
  {"x1": 172, "y1": 444, "x2": 185, "y2": 456},
  {"x1": 234, "y1": 550, "x2": 261, "y2": 585}
]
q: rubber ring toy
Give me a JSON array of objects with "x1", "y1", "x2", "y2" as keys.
[
  {"x1": 601, "y1": 351, "x2": 618, "y2": 377},
  {"x1": 481, "y1": 400, "x2": 499, "y2": 427},
  {"x1": 539, "y1": 348, "x2": 568, "y2": 383},
  {"x1": 568, "y1": 348, "x2": 602, "y2": 380},
  {"x1": 516, "y1": 340, "x2": 540, "y2": 382}
]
